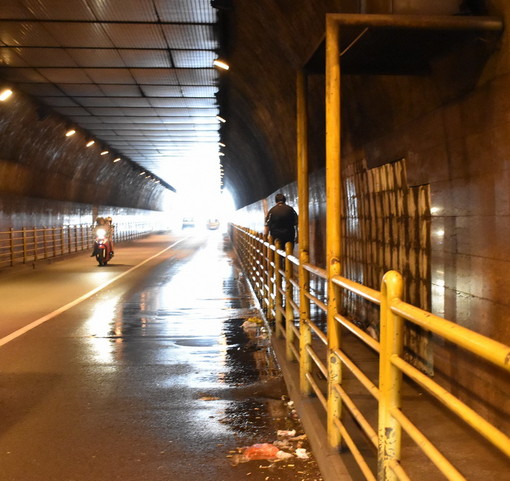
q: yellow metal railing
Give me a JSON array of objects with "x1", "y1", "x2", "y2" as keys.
[
  {"x1": 230, "y1": 224, "x2": 510, "y2": 481},
  {"x1": 0, "y1": 222, "x2": 160, "y2": 269}
]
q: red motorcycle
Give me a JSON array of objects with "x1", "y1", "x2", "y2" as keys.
[{"x1": 93, "y1": 226, "x2": 113, "y2": 266}]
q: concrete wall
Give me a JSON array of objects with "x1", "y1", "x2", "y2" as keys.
[
  {"x1": 0, "y1": 88, "x2": 174, "y2": 229},
  {"x1": 234, "y1": 1, "x2": 509, "y2": 429}
]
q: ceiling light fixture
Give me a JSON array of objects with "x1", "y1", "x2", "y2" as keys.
[
  {"x1": 65, "y1": 129, "x2": 76, "y2": 137},
  {"x1": 0, "y1": 89, "x2": 13, "y2": 101},
  {"x1": 113, "y1": 158, "x2": 120, "y2": 163},
  {"x1": 219, "y1": 142, "x2": 226, "y2": 147},
  {"x1": 139, "y1": 171, "x2": 146, "y2": 175},
  {"x1": 213, "y1": 59, "x2": 230, "y2": 70},
  {"x1": 100, "y1": 150, "x2": 109, "y2": 155},
  {"x1": 216, "y1": 115, "x2": 226, "y2": 123},
  {"x1": 86, "y1": 140, "x2": 95, "y2": 147}
]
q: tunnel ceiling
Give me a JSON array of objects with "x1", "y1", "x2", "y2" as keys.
[
  {"x1": 0, "y1": 1, "x2": 499, "y2": 209},
  {"x1": 0, "y1": 0, "x2": 223, "y2": 195},
  {"x1": 0, "y1": 0, "x2": 353, "y2": 208}
]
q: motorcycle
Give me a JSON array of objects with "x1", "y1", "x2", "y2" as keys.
[{"x1": 93, "y1": 226, "x2": 113, "y2": 266}]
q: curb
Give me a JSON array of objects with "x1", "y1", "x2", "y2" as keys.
[{"x1": 271, "y1": 336, "x2": 354, "y2": 481}]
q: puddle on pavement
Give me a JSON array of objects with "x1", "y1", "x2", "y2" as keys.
[
  {"x1": 206, "y1": 316, "x2": 324, "y2": 481},
  {"x1": 83, "y1": 234, "x2": 324, "y2": 480}
]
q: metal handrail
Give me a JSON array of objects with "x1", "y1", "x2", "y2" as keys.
[
  {"x1": 231, "y1": 223, "x2": 510, "y2": 481},
  {"x1": 0, "y1": 221, "x2": 161, "y2": 270}
]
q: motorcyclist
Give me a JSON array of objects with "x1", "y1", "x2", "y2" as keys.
[{"x1": 91, "y1": 216, "x2": 114, "y2": 257}]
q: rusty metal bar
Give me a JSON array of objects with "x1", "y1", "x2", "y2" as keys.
[
  {"x1": 327, "y1": 13, "x2": 503, "y2": 31},
  {"x1": 326, "y1": 13, "x2": 343, "y2": 449},
  {"x1": 378, "y1": 270, "x2": 404, "y2": 481},
  {"x1": 297, "y1": 69, "x2": 313, "y2": 396}
]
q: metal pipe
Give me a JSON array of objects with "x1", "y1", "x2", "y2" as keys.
[
  {"x1": 378, "y1": 270, "x2": 404, "y2": 481},
  {"x1": 327, "y1": 13, "x2": 503, "y2": 31},
  {"x1": 325, "y1": 13, "x2": 343, "y2": 449},
  {"x1": 297, "y1": 69, "x2": 313, "y2": 396}
]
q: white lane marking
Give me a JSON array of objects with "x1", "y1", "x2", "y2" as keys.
[{"x1": 0, "y1": 238, "x2": 186, "y2": 348}]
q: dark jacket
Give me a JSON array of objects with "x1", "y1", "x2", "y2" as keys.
[{"x1": 265, "y1": 202, "x2": 298, "y2": 245}]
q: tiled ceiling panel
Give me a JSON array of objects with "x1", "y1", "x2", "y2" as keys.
[
  {"x1": 67, "y1": 49, "x2": 125, "y2": 68},
  {"x1": 118, "y1": 50, "x2": 171, "y2": 68},
  {"x1": 38, "y1": 67, "x2": 92, "y2": 83},
  {"x1": 142, "y1": 85, "x2": 185, "y2": 98},
  {"x1": 87, "y1": 0, "x2": 159, "y2": 22},
  {"x1": 40, "y1": 96, "x2": 79, "y2": 107},
  {"x1": 162, "y1": 25, "x2": 216, "y2": 49},
  {"x1": 181, "y1": 85, "x2": 218, "y2": 97},
  {"x1": 101, "y1": 24, "x2": 167, "y2": 49},
  {"x1": 23, "y1": 0, "x2": 97, "y2": 20},
  {"x1": 2, "y1": 67, "x2": 50, "y2": 82},
  {"x1": 14, "y1": 47, "x2": 78, "y2": 67},
  {"x1": 176, "y1": 69, "x2": 217, "y2": 85},
  {"x1": 17, "y1": 82, "x2": 63, "y2": 95},
  {"x1": 59, "y1": 83, "x2": 105, "y2": 96},
  {"x1": 98, "y1": 84, "x2": 142, "y2": 97},
  {"x1": 83, "y1": 68, "x2": 134, "y2": 84},
  {"x1": 1, "y1": 2, "x2": 32, "y2": 19},
  {"x1": 0, "y1": 0, "x2": 222, "y2": 187},
  {"x1": 43, "y1": 23, "x2": 114, "y2": 48},
  {"x1": 54, "y1": 106, "x2": 92, "y2": 116},
  {"x1": 77, "y1": 97, "x2": 118, "y2": 107},
  {"x1": 131, "y1": 69, "x2": 179, "y2": 85},
  {"x1": 155, "y1": 0, "x2": 216, "y2": 23},
  {"x1": 172, "y1": 50, "x2": 216, "y2": 68},
  {"x1": 0, "y1": 47, "x2": 28, "y2": 66},
  {"x1": 0, "y1": 21, "x2": 59, "y2": 47}
]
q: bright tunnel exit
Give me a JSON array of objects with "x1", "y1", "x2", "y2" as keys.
[{"x1": 160, "y1": 155, "x2": 235, "y2": 233}]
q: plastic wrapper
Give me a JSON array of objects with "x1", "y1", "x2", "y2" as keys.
[{"x1": 231, "y1": 443, "x2": 293, "y2": 465}]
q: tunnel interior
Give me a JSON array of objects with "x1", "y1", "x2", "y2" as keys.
[{"x1": 0, "y1": 0, "x2": 509, "y2": 441}]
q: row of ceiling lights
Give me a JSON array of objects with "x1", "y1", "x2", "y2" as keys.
[
  {"x1": 2, "y1": 57, "x2": 230, "y2": 186},
  {"x1": 1, "y1": 87, "x2": 161, "y2": 184},
  {"x1": 64, "y1": 127, "x2": 160, "y2": 183},
  {"x1": 213, "y1": 59, "x2": 229, "y2": 187}
]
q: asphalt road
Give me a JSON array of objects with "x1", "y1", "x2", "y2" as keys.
[{"x1": 0, "y1": 231, "x2": 323, "y2": 481}]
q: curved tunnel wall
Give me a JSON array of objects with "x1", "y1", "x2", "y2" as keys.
[
  {"x1": 219, "y1": 0, "x2": 462, "y2": 207},
  {"x1": 0, "y1": 89, "x2": 174, "y2": 230}
]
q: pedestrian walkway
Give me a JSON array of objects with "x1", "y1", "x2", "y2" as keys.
[{"x1": 0, "y1": 232, "x2": 324, "y2": 480}]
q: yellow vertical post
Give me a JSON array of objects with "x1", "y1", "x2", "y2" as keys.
[
  {"x1": 285, "y1": 242, "x2": 295, "y2": 361},
  {"x1": 274, "y1": 240, "x2": 284, "y2": 338},
  {"x1": 9, "y1": 227, "x2": 14, "y2": 266},
  {"x1": 266, "y1": 237, "x2": 275, "y2": 320},
  {"x1": 378, "y1": 270, "x2": 404, "y2": 481},
  {"x1": 33, "y1": 227, "x2": 38, "y2": 261},
  {"x1": 261, "y1": 235, "x2": 267, "y2": 309},
  {"x1": 257, "y1": 232, "x2": 264, "y2": 300},
  {"x1": 22, "y1": 227, "x2": 27, "y2": 264},
  {"x1": 43, "y1": 228, "x2": 48, "y2": 259},
  {"x1": 297, "y1": 69, "x2": 312, "y2": 396},
  {"x1": 325, "y1": 14, "x2": 343, "y2": 448}
]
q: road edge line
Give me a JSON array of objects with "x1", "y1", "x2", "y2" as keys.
[{"x1": 0, "y1": 238, "x2": 186, "y2": 348}]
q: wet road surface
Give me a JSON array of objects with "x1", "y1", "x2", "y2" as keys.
[{"x1": 0, "y1": 232, "x2": 323, "y2": 480}]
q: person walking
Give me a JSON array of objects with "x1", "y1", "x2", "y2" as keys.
[{"x1": 264, "y1": 193, "x2": 298, "y2": 249}]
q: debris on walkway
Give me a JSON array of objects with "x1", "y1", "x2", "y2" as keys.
[
  {"x1": 230, "y1": 443, "x2": 293, "y2": 465},
  {"x1": 242, "y1": 316, "x2": 264, "y2": 327},
  {"x1": 222, "y1": 312, "x2": 324, "y2": 479}
]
